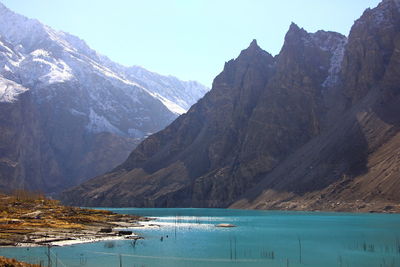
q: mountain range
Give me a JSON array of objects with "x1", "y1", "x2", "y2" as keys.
[
  {"x1": 0, "y1": 2, "x2": 208, "y2": 194},
  {"x1": 63, "y1": 0, "x2": 400, "y2": 212}
]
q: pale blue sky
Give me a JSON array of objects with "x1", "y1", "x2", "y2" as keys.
[{"x1": 2, "y1": 0, "x2": 381, "y2": 87}]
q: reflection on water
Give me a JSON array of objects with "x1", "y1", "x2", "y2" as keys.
[{"x1": 1, "y1": 208, "x2": 400, "y2": 267}]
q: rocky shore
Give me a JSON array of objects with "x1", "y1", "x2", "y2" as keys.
[{"x1": 0, "y1": 192, "x2": 147, "y2": 247}]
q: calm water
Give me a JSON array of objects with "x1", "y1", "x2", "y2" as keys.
[{"x1": 1, "y1": 208, "x2": 400, "y2": 267}]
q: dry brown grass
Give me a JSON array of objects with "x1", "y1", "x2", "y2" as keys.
[
  {"x1": 0, "y1": 191, "x2": 142, "y2": 245},
  {"x1": 0, "y1": 256, "x2": 41, "y2": 267}
]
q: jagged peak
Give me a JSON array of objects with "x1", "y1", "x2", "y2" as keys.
[
  {"x1": 313, "y1": 30, "x2": 346, "y2": 38},
  {"x1": 310, "y1": 30, "x2": 347, "y2": 52},
  {"x1": 232, "y1": 43, "x2": 273, "y2": 73},
  {"x1": 282, "y1": 22, "x2": 347, "y2": 54},
  {"x1": 215, "y1": 41, "x2": 274, "y2": 87},
  {"x1": 243, "y1": 39, "x2": 263, "y2": 53},
  {"x1": 284, "y1": 22, "x2": 308, "y2": 41},
  {"x1": 352, "y1": 0, "x2": 400, "y2": 29},
  {"x1": 248, "y1": 39, "x2": 259, "y2": 49},
  {"x1": 235, "y1": 39, "x2": 272, "y2": 62},
  {"x1": 289, "y1": 22, "x2": 301, "y2": 31}
]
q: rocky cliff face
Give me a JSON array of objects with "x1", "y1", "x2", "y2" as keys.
[
  {"x1": 63, "y1": 0, "x2": 400, "y2": 212},
  {"x1": 0, "y1": 3, "x2": 208, "y2": 194}
]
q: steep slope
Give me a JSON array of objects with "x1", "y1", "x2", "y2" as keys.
[
  {"x1": 232, "y1": 0, "x2": 400, "y2": 212},
  {"x1": 61, "y1": 31, "x2": 346, "y2": 207},
  {"x1": 102, "y1": 64, "x2": 209, "y2": 114},
  {"x1": 0, "y1": 3, "x2": 207, "y2": 193},
  {"x1": 63, "y1": 0, "x2": 400, "y2": 212},
  {"x1": 126, "y1": 66, "x2": 208, "y2": 112}
]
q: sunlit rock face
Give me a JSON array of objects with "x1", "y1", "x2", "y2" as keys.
[{"x1": 64, "y1": 0, "x2": 400, "y2": 211}]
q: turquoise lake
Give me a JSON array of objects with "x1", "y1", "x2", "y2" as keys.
[{"x1": 1, "y1": 208, "x2": 400, "y2": 267}]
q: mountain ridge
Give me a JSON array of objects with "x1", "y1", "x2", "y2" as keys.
[
  {"x1": 62, "y1": 0, "x2": 400, "y2": 212},
  {"x1": 0, "y1": 2, "x2": 208, "y2": 194}
]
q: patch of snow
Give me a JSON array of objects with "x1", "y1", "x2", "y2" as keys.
[
  {"x1": 30, "y1": 49, "x2": 74, "y2": 84},
  {"x1": 86, "y1": 108, "x2": 123, "y2": 135},
  {"x1": 303, "y1": 31, "x2": 347, "y2": 88},
  {"x1": 46, "y1": 60, "x2": 73, "y2": 84},
  {"x1": 88, "y1": 59, "x2": 143, "y2": 89},
  {"x1": 0, "y1": 76, "x2": 29, "y2": 102},
  {"x1": 322, "y1": 38, "x2": 347, "y2": 88},
  {"x1": 0, "y1": 39, "x2": 14, "y2": 55},
  {"x1": 96, "y1": 67, "x2": 189, "y2": 114},
  {"x1": 128, "y1": 128, "x2": 145, "y2": 138},
  {"x1": 363, "y1": 0, "x2": 399, "y2": 27},
  {"x1": 3, "y1": 64, "x2": 12, "y2": 72},
  {"x1": 0, "y1": 1, "x2": 207, "y2": 137},
  {"x1": 8, "y1": 57, "x2": 24, "y2": 68},
  {"x1": 0, "y1": 39, "x2": 25, "y2": 68},
  {"x1": 30, "y1": 49, "x2": 50, "y2": 57},
  {"x1": 43, "y1": 26, "x2": 76, "y2": 54},
  {"x1": 69, "y1": 108, "x2": 86, "y2": 117},
  {"x1": 146, "y1": 92, "x2": 186, "y2": 115},
  {"x1": 124, "y1": 66, "x2": 209, "y2": 112}
]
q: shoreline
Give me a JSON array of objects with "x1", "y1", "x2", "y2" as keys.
[
  {"x1": 78, "y1": 205, "x2": 400, "y2": 214},
  {"x1": 0, "y1": 193, "x2": 151, "y2": 247},
  {"x1": 0, "y1": 221, "x2": 160, "y2": 248},
  {"x1": 2, "y1": 207, "x2": 400, "y2": 248},
  {"x1": 13, "y1": 233, "x2": 140, "y2": 248},
  {"x1": 2, "y1": 193, "x2": 399, "y2": 248},
  {"x1": 0, "y1": 217, "x2": 167, "y2": 247},
  {"x1": 0, "y1": 222, "x2": 147, "y2": 248},
  {"x1": 7, "y1": 221, "x2": 164, "y2": 248}
]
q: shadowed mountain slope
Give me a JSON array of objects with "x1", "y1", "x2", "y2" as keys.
[{"x1": 63, "y1": 0, "x2": 400, "y2": 212}]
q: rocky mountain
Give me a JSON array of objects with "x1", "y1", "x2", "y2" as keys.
[
  {"x1": 0, "y1": 2, "x2": 208, "y2": 194},
  {"x1": 63, "y1": 0, "x2": 400, "y2": 212}
]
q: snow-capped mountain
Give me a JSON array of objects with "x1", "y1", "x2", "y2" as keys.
[
  {"x1": 0, "y1": 2, "x2": 208, "y2": 137},
  {"x1": 0, "y1": 2, "x2": 208, "y2": 193}
]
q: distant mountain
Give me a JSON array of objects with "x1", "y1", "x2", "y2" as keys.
[
  {"x1": 63, "y1": 0, "x2": 400, "y2": 213},
  {"x1": 0, "y1": 2, "x2": 208, "y2": 194}
]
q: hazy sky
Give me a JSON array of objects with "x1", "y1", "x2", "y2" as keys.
[{"x1": 2, "y1": 0, "x2": 381, "y2": 87}]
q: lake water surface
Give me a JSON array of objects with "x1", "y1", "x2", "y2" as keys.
[{"x1": 1, "y1": 208, "x2": 400, "y2": 267}]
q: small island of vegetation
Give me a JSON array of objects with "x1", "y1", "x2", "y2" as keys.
[{"x1": 0, "y1": 190, "x2": 145, "y2": 247}]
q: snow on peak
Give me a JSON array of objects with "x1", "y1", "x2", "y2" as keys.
[
  {"x1": 0, "y1": 1, "x2": 208, "y2": 138},
  {"x1": 86, "y1": 108, "x2": 123, "y2": 135},
  {"x1": 310, "y1": 31, "x2": 347, "y2": 52},
  {"x1": 308, "y1": 32, "x2": 348, "y2": 88},
  {"x1": 0, "y1": 76, "x2": 29, "y2": 102},
  {"x1": 321, "y1": 38, "x2": 347, "y2": 88},
  {"x1": 354, "y1": 0, "x2": 400, "y2": 28},
  {"x1": 30, "y1": 49, "x2": 50, "y2": 57},
  {"x1": 297, "y1": 30, "x2": 347, "y2": 88},
  {"x1": 28, "y1": 49, "x2": 74, "y2": 84},
  {"x1": 150, "y1": 92, "x2": 187, "y2": 115},
  {"x1": 124, "y1": 65, "x2": 209, "y2": 113},
  {"x1": 3, "y1": 64, "x2": 11, "y2": 72}
]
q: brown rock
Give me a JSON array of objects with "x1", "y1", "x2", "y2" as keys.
[{"x1": 63, "y1": 0, "x2": 400, "y2": 212}]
